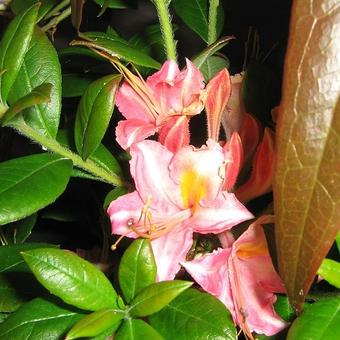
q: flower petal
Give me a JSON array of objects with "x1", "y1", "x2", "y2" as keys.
[
  {"x1": 115, "y1": 119, "x2": 157, "y2": 150},
  {"x1": 152, "y1": 225, "x2": 193, "y2": 281},
  {"x1": 181, "y1": 248, "x2": 235, "y2": 315},
  {"x1": 192, "y1": 192, "x2": 253, "y2": 234},
  {"x1": 129, "y1": 140, "x2": 182, "y2": 210},
  {"x1": 107, "y1": 191, "x2": 144, "y2": 238},
  {"x1": 116, "y1": 81, "x2": 155, "y2": 121},
  {"x1": 158, "y1": 116, "x2": 190, "y2": 152}
]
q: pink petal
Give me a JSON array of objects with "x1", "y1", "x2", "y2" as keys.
[
  {"x1": 129, "y1": 140, "x2": 182, "y2": 211},
  {"x1": 181, "y1": 248, "x2": 235, "y2": 315},
  {"x1": 147, "y1": 60, "x2": 180, "y2": 88},
  {"x1": 107, "y1": 191, "x2": 144, "y2": 238},
  {"x1": 158, "y1": 116, "x2": 190, "y2": 152},
  {"x1": 115, "y1": 119, "x2": 158, "y2": 150},
  {"x1": 205, "y1": 68, "x2": 231, "y2": 141},
  {"x1": 222, "y1": 72, "x2": 245, "y2": 140},
  {"x1": 222, "y1": 132, "x2": 243, "y2": 191},
  {"x1": 152, "y1": 225, "x2": 193, "y2": 281},
  {"x1": 169, "y1": 139, "x2": 226, "y2": 203},
  {"x1": 116, "y1": 81, "x2": 155, "y2": 121},
  {"x1": 192, "y1": 192, "x2": 254, "y2": 234}
]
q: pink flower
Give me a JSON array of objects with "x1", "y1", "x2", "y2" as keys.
[
  {"x1": 107, "y1": 139, "x2": 253, "y2": 281},
  {"x1": 115, "y1": 59, "x2": 205, "y2": 152},
  {"x1": 182, "y1": 216, "x2": 287, "y2": 337}
]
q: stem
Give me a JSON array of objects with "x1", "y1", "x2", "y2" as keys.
[
  {"x1": 44, "y1": 0, "x2": 70, "y2": 20},
  {"x1": 10, "y1": 121, "x2": 125, "y2": 188},
  {"x1": 41, "y1": 6, "x2": 71, "y2": 32},
  {"x1": 152, "y1": 0, "x2": 177, "y2": 61},
  {"x1": 208, "y1": 0, "x2": 219, "y2": 45}
]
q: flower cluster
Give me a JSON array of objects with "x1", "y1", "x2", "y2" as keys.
[{"x1": 108, "y1": 60, "x2": 286, "y2": 337}]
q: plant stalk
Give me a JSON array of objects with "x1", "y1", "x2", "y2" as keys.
[
  {"x1": 152, "y1": 0, "x2": 177, "y2": 61},
  {"x1": 208, "y1": 0, "x2": 219, "y2": 45},
  {"x1": 41, "y1": 6, "x2": 71, "y2": 32},
  {"x1": 10, "y1": 121, "x2": 125, "y2": 188}
]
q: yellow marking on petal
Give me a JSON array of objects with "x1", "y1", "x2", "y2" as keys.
[
  {"x1": 180, "y1": 170, "x2": 207, "y2": 212},
  {"x1": 236, "y1": 239, "x2": 268, "y2": 259}
]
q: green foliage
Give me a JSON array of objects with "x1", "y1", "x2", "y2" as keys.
[
  {"x1": 149, "y1": 288, "x2": 237, "y2": 340},
  {"x1": 21, "y1": 248, "x2": 119, "y2": 311},
  {"x1": 116, "y1": 319, "x2": 164, "y2": 340},
  {"x1": 0, "y1": 154, "x2": 72, "y2": 225},
  {"x1": 317, "y1": 259, "x2": 340, "y2": 289}
]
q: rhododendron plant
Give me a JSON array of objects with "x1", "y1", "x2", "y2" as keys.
[{"x1": 0, "y1": 1, "x2": 338, "y2": 339}]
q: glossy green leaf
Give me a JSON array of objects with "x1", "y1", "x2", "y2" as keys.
[
  {"x1": 274, "y1": 295, "x2": 295, "y2": 322},
  {"x1": 0, "y1": 297, "x2": 84, "y2": 339},
  {"x1": 62, "y1": 74, "x2": 93, "y2": 98},
  {"x1": 149, "y1": 288, "x2": 237, "y2": 340},
  {"x1": 0, "y1": 243, "x2": 57, "y2": 273},
  {"x1": 21, "y1": 248, "x2": 118, "y2": 311},
  {"x1": 192, "y1": 36, "x2": 233, "y2": 69},
  {"x1": 11, "y1": 0, "x2": 56, "y2": 21},
  {"x1": 57, "y1": 129, "x2": 123, "y2": 181},
  {"x1": 129, "y1": 280, "x2": 192, "y2": 317},
  {"x1": 0, "y1": 3, "x2": 38, "y2": 107},
  {"x1": 116, "y1": 319, "x2": 164, "y2": 340},
  {"x1": 7, "y1": 27, "x2": 62, "y2": 138},
  {"x1": 118, "y1": 239, "x2": 157, "y2": 303},
  {"x1": 74, "y1": 74, "x2": 121, "y2": 160},
  {"x1": 0, "y1": 153, "x2": 72, "y2": 225},
  {"x1": 94, "y1": 0, "x2": 128, "y2": 10},
  {"x1": 71, "y1": 32, "x2": 161, "y2": 69},
  {"x1": 171, "y1": 0, "x2": 224, "y2": 43},
  {"x1": 317, "y1": 259, "x2": 340, "y2": 289},
  {"x1": 287, "y1": 297, "x2": 340, "y2": 339},
  {"x1": 273, "y1": 0, "x2": 340, "y2": 312},
  {"x1": 2, "y1": 214, "x2": 37, "y2": 244},
  {"x1": 66, "y1": 308, "x2": 124, "y2": 340},
  {"x1": 103, "y1": 187, "x2": 129, "y2": 210},
  {"x1": 2, "y1": 83, "x2": 52, "y2": 125},
  {"x1": 199, "y1": 55, "x2": 229, "y2": 81}
]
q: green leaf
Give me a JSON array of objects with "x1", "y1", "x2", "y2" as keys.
[
  {"x1": 129, "y1": 280, "x2": 192, "y2": 317},
  {"x1": 0, "y1": 274, "x2": 27, "y2": 312},
  {"x1": 21, "y1": 248, "x2": 118, "y2": 311},
  {"x1": 0, "y1": 243, "x2": 57, "y2": 273},
  {"x1": 192, "y1": 36, "x2": 234, "y2": 69},
  {"x1": 0, "y1": 297, "x2": 84, "y2": 339},
  {"x1": 103, "y1": 187, "x2": 129, "y2": 210},
  {"x1": 171, "y1": 0, "x2": 224, "y2": 43},
  {"x1": 94, "y1": 0, "x2": 128, "y2": 10},
  {"x1": 287, "y1": 297, "x2": 340, "y2": 339},
  {"x1": 74, "y1": 74, "x2": 121, "y2": 160},
  {"x1": 199, "y1": 55, "x2": 229, "y2": 81},
  {"x1": 150, "y1": 288, "x2": 237, "y2": 340},
  {"x1": 116, "y1": 319, "x2": 164, "y2": 340},
  {"x1": 11, "y1": 0, "x2": 56, "y2": 21},
  {"x1": 273, "y1": 1, "x2": 340, "y2": 312},
  {"x1": 7, "y1": 28, "x2": 62, "y2": 139},
  {"x1": 274, "y1": 295, "x2": 295, "y2": 322},
  {"x1": 2, "y1": 214, "x2": 37, "y2": 244},
  {"x1": 62, "y1": 74, "x2": 93, "y2": 98},
  {"x1": 71, "y1": 32, "x2": 161, "y2": 69},
  {"x1": 118, "y1": 239, "x2": 157, "y2": 303},
  {"x1": 2, "y1": 83, "x2": 52, "y2": 125},
  {"x1": 317, "y1": 259, "x2": 340, "y2": 288},
  {"x1": 57, "y1": 129, "x2": 123, "y2": 181},
  {"x1": 66, "y1": 308, "x2": 124, "y2": 340},
  {"x1": 0, "y1": 153, "x2": 72, "y2": 225},
  {"x1": 0, "y1": 3, "x2": 38, "y2": 106},
  {"x1": 336, "y1": 232, "x2": 340, "y2": 253}
]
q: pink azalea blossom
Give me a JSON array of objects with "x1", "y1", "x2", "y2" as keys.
[
  {"x1": 182, "y1": 216, "x2": 287, "y2": 337},
  {"x1": 107, "y1": 139, "x2": 253, "y2": 281},
  {"x1": 115, "y1": 59, "x2": 205, "y2": 152}
]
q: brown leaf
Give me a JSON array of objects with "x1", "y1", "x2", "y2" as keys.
[
  {"x1": 273, "y1": 0, "x2": 340, "y2": 313},
  {"x1": 71, "y1": 0, "x2": 85, "y2": 32}
]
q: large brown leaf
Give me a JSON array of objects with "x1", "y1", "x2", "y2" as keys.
[{"x1": 274, "y1": 0, "x2": 340, "y2": 313}]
